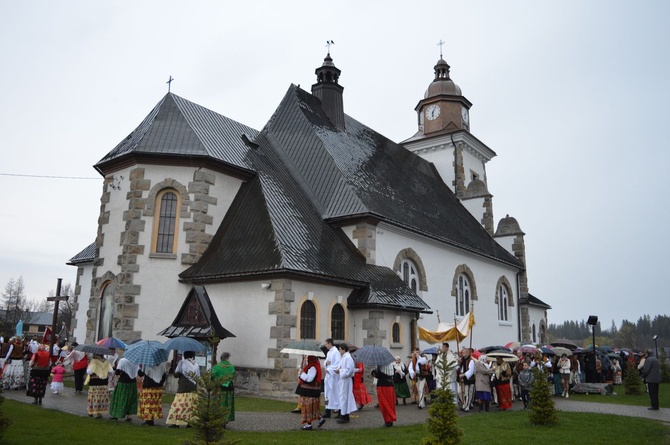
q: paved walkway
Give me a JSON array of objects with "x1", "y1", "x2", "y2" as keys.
[{"x1": 2, "y1": 388, "x2": 667, "y2": 431}]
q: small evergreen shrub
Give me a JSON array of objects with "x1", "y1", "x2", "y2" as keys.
[
  {"x1": 0, "y1": 385, "x2": 11, "y2": 441},
  {"x1": 183, "y1": 371, "x2": 238, "y2": 445},
  {"x1": 528, "y1": 367, "x2": 558, "y2": 426},
  {"x1": 623, "y1": 361, "x2": 645, "y2": 395},
  {"x1": 422, "y1": 353, "x2": 462, "y2": 445}
]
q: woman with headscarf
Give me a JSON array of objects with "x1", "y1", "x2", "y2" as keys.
[
  {"x1": 2, "y1": 337, "x2": 26, "y2": 390},
  {"x1": 109, "y1": 357, "x2": 139, "y2": 422},
  {"x1": 26, "y1": 343, "x2": 51, "y2": 405},
  {"x1": 166, "y1": 351, "x2": 201, "y2": 428},
  {"x1": 86, "y1": 353, "x2": 113, "y2": 418},
  {"x1": 137, "y1": 363, "x2": 166, "y2": 426},
  {"x1": 493, "y1": 356, "x2": 512, "y2": 410},
  {"x1": 294, "y1": 354, "x2": 325, "y2": 430},
  {"x1": 474, "y1": 355, "x2": 493, "y2": 412},
  {"x1": 211, "y1": 352, "x2": 235, "y2": 423},
  {"x1": 392, "y1": 355, "x2": 410, "y2": 405}
]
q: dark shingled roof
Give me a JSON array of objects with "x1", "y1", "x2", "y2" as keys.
[
  {"x1": 157, "y1": 285, "x2": 235, "y2": 339},
  {"x1": 94, "y1": 93, "x2": 259, "y2": 175},
  {"x1": 527, "y1": 293, "x2": 552, "y2": 309},
  {"x1": 67, "y1": 242, "x2": 97, "y2": 265}
]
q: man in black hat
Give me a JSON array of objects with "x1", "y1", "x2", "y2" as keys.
[{"x1": 641, "y1": 349, "x2": 661, "y2": 410}]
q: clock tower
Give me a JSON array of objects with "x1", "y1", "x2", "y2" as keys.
[
  {"x1": 416, "y1": 58, "x2": 472, "y2": 135},
  {"x1": 402, "y1": 56, "x2": 496, "y2": 235}
]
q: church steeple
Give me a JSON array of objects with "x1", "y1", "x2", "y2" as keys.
[
  {"x1": 311, "y1": 51, "x2": 345, "y2": 131},
  {"x1": 415, "y1": 56, "x2": 472, "y2": 135}
]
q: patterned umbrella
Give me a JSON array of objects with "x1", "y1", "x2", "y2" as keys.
[
  {"x1": 74, "y1": 343, "x2": 114, "y2": 356},
  {"x1": 550, "y1": 338, "x2": 578, "y2": 350},
  {"x1": 96, "y1": 337, "x2": 127, "y2": 349},
  {"x1": 351, "y1": 345, "x2": 395, "y2": 366},
  {"x1": 123, "y1": 340, "x2": 169, "y2": 365},
  {"x1": 162, "y1": 336, "x2": 207, "y2": 352}
]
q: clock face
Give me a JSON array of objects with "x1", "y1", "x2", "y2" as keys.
[
  {"x1": 425, "y1": 104, "x2": 440, "y2": 121},
  {"x1": 461, "y1": 107, "x2": 469, "y2": 124}
]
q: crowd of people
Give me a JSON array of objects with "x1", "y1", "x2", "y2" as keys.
[{"x1": 0, "y1": 335, "x2": 239, "y2": 427}]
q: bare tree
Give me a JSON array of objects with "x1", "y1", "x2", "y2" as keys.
[{"x1": 1, "y1": 277, "x2": 29, "y2": 336}]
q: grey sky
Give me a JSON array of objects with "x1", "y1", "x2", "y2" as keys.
[{"x1": 1, "y1": 1, "x2": 667, "y2": 330}]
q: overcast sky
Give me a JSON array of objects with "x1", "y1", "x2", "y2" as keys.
[{"x1": 1, "y1": 1, "x2": 668, "y2": 330}]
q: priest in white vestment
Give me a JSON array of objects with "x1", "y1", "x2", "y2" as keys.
[
  {"x1": 323, "y1": 338, "x2": 341, "y2": 417},
  {"x1": 335, "y1": 343, "x2": 357, "y2": 423}
]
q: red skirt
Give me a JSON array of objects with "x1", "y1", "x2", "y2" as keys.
[
  {"x1": 496, "y1": 382, "x2": 513, "y2": 410},
  {"x1": 377, "y1": 386, "x2": 397, "y2": 423}
]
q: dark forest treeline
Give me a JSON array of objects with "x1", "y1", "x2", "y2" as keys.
[{"x1": 547, "y1": 314, "x2": 669, "y2": 350}]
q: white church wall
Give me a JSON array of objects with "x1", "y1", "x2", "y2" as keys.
[
  {"x1": 375, "y1": 222, "x2": 520, "y2": 350},
  {"x1": 71, "y1": 264, "x2": 93, "y2": 343},
  {"x1": 494, "y1": 234, "x2": 515, "y2": 255},
  {"x1": 461, "y1": 197, "x2": 486, "y2": 228},
  {"x1": 527, "y1": 306, "x2": 547, "y2": 344}
]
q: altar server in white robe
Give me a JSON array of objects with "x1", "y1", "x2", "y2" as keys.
[
  {"x1": 323, "y1": 338, "x2": 340, "y2": 418},
  {"x1": 335, "y1": 343, "x2": 357, "y2": 423}
]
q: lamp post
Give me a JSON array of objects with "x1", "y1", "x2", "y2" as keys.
[
  {"x1": 653, "y1": 334, "x2": 658, "y2": 357},
  {"x1": 587, "y1": 315, "x2": 598, "y2": 383}
]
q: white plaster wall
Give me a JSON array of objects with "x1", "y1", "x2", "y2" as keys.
[
  {"x1": 462, "y1": 150, "x2": 486, "y2": 184},
  {"x1": 528, "y1": 306, "x2": 547, "y2": 344},
  {"x1": 415, "y1": 148, "x2": 455, "y2": 192},
  {"x1": 375, "y1": 223, "x2": 520, "y2": 350},
  {"x1": 461, "y1": 197, "x2": 485, "y2": 227},
  {"x1": 494, "y1": 235, "x2": 515, "y2": 256},
  {"x1": 202, "y1": 281, "x2": 278, "y2": 369},
  {"x1": 71, "y1": 264, "x2": 93, "y2": 343}
]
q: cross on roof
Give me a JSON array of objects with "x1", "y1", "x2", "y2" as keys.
[
  {"x1": 166, "y1": 75, "x2": 174, "y2": 93},
  {"x1": 326, "y1": 40, "x2": 334, "y2": 55},
  {"x1": 437, "y1": 39, "x2": 445, "y2": 59}
]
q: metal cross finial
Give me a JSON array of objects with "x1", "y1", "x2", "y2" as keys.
[
  {"x1": 326, "y1": 40, "x2": 334, "y2": 55},
  {"x1": 437, "y1": 39, "x2": 445, "y2": 59},
  {"x1": 166, "y1": 75, "x2": 174, "y2": 93}
]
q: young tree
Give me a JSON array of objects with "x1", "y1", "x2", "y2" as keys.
[
  {"x1": 623, "y1": 360, "x2": 645, "y2": 395},
  {"x1": 528, "y1": 367, "x2": 558, "y2": 425},
  {"x1": 184, "y1": 370, "x2": 238, "y2": 445},
  {"x1": 422, "y1": 355, "x2": 461, "y2": 445}
]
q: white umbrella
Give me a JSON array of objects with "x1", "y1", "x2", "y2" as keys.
[{"x1": 280, "y1": 340, "x2": 325, "y2": 358}]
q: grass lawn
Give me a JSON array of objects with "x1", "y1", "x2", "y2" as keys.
[{"x1": 1, "y1": 398, "x2": 668, "y2": 445}]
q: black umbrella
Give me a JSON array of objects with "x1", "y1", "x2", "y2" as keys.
[
  {"x1": 478, "y1": 345, "x2": 510, "y2": 354},
  {"x1": 351, "y1": 345, "x2": 395, "y2": 366},
  {"x1": 550, "y1": 338, "x2": 578, "y2": 350},
  {"x1": 74, "y1": 343, "x2": 114, "y2": 356}
]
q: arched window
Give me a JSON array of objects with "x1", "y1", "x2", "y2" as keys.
[
  {"x1": 153, "y1": 189, "x2": 179, "y2": 254},
  {"x1": 498, "y1": 285, "x2": 509, "y2": 321},
  {"x1": 532, "y1": 324, "x2": 537, "y2": 343},
  {"x1": 456, "y1": 274, "x2": 470, "y2": 316},
  {"x1": 98, "y1": 281, "x2": 115, "y2": 340},
  {"x1": 392, "y1": 322, "x2": 401, "y2": 343},
  {"x1": 331, "y1": 304, "x2": 345, "y2": 340},
  {"x1": 300, "y1": 300, "x2": 316, "y2": 340},
  {"x1": 399, "y1": 259, "x2": 419, "y2": 292}
]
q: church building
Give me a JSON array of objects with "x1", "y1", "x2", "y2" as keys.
[{"x1": 67, "y1": 52, "x2": 549, "y2": 397}]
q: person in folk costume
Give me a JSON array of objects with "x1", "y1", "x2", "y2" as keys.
[
  {"x1": 211, "y1": 351, "x2": 235, "y2": 423},
  {"x1": 65, "y1": 342, "x2": 88, "y2": 393},
  {"x1": 85, "y1": 353, "x2": 113, "y2": 418},
  {"x1": 351, "y1": 353, "x2": 373, "y2": 410},
  {"x1": 109, "y1": 357, "x2": 139, "y2": 422},
  {"x1": 407, "y1": 349, "x2": 430, "y2": 409},
  {"x1": 334, "y1": 343, "x2": 357, "y2": 423},
  {"x1": 392, "y1": 356, "x2": 411, "y2": 405},
  {"x1": 104, "y1": 348, "x2": 119, "y2": 393},
  {"x1": 457, "y1": 348, "x2": 476, "y2": 411},
  {"x1": 291, "y1": 355, "x2": 308, "y2": 414},
  {"x1": 2, "y1": 337, "x2": 26, "y2": 390},
  {"x1": 322, "y1": 338, "x2": 341, "y2": 418},
  {"x1": 407, "y1": 347, "x2": 420, "y2": 404},
  {"x1": 570, "y1": 354, "x2": 581, "y2": 386},
  {"x1": 434, "y1": 342, "x2": 459, "y2": 405},
  {"x1": 493, "y1": 356, "x2": 513, "y2": 410},
  {"x1": 512, "y1": 349, "x2": 524, "y2": 400},
  {"x1": 295, "y1": 355, "x2": 326, "y2": 430},
  {"x1": 474, "y1": 354, "x2": 494, "y2": 412},
  {"x1": 27, "y1": 343, "x2": 51, "y2": 405},
  {"x1": 166, "y1": 351, "x2": 201, "y2": 428},
  {"x1": 137, "y1": 362, "x2": 167, "y2": 425},
  {"x1": 50, "y1": 361, "x2": 66, "y2": 394},
  {"x1": 372, "y1": 362, "x2": 397, "y2": 427}
]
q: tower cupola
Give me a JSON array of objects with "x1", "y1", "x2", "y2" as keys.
[{"x1": 311, "y1": 52, "x2": 345, "y2": 131}]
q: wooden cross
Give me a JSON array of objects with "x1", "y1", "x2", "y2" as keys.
[
  {"x1": 166, "y1": 75, "x2": 174, "y2": 92},
  {"x1": 437, "y1": 39, "x2": 445, "y2": 59},
  {"x1": 325, "y1": 40, "x2": 334, "y2": 54},
  {"x1": 46, "y1": 278, "x2": 69, "y2": 356}
]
